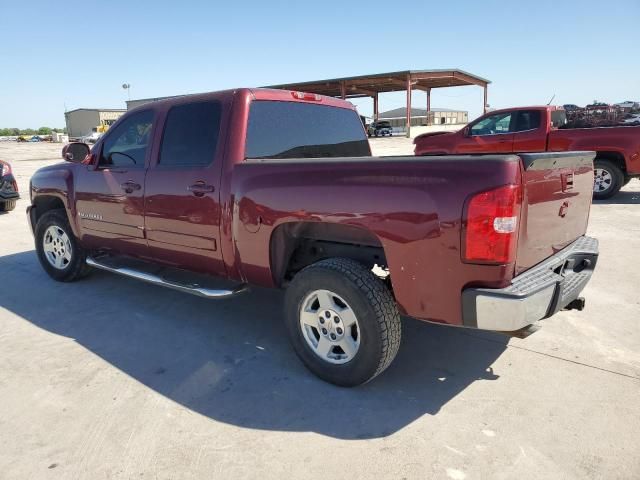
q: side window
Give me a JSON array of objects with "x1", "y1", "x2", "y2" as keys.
[
  {"x1": 159, "y1": 101, "x2": 222, "y2": 167},
  {"x1": 470, "y1": 112, "x2": 513, "y2": 136},
  {"x1": 100, "y1": 110, "x2": 154, "y2": 169},
  {"x1": 515, "y1": 110, "x2": 541, "y2": 132}
]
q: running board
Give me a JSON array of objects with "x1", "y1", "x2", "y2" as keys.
[{"x1": 86, "y1": 256, "x2": 248, "y2": 299}]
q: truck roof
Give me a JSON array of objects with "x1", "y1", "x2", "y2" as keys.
[
  {"x1": 127, "y1": 88, "x2": 358, "y2": 113},
  {"x1": 485, "y1": 105, "x2": 563, "y2": 115}
]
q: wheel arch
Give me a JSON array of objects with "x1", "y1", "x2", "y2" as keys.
[
  {"x1": 269, "y1": 222, "x2": 387, "y2": 288},
  {"x1": 595, "y1": 151, "x2": 627, "y2": 174},
  {"x1": 30, "y1": 195, "x2": 72, "y2": 233}
]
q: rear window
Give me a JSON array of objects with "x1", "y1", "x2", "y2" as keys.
[
  {"x1": 245, "y1": 101, "x2": 371, "y2": 159},
  {"x1": 551, "y1": 110, "x2": 567, "y2": 128},
  {"x1": 515, "y1": 110, "x2": 541, "y2": 132}
]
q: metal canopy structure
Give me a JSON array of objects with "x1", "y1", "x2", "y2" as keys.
[{"x1": 266, "y1": 69, "x2": 491, "y2": 137}]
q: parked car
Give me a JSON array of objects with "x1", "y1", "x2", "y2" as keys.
[
  {"x1": 414, "y1": 105, "x2": 640, "y2": 199},
  {"x1": 367, "y1": 120, "x2": 393, "y2": 137},
  {"x1": 0, "y1": 159, "x2": 19, "y2": 212},
  {"x1": 622, "y1": 114, "x2": 640, "y2": 125},
  {"x1": 28, "y1": 89, "x2": 598, "y2": 386}
]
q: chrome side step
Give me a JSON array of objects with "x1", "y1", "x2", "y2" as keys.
[{"x1": 86, "y1": 256, "x2": 248, "y2": 299}]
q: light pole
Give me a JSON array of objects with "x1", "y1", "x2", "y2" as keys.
[{"x1": 122, "y1": 83, "x2": 131, "y2": 102}]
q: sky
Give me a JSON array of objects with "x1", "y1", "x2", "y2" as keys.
[{"x1": 1, "y1": 0, "x2": 639, "y2": 128}]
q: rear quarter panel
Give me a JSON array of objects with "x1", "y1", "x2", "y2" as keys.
[{"x1": 229, "y1": 156, "x2": 522, "y2": 326}]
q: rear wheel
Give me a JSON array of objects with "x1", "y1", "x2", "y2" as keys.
[
  {"x1": 593, "y1": 159, "x2": 624, "y2": 200},
  {"x1": 284, "y1": 258, "x2": 401, "y2": 387},
  {"x1": 35, "y1": 209, "x2": 91, "y2": 282},
  {"x1": 0, "y1": 200, "x2": 16, "y2": 212}
]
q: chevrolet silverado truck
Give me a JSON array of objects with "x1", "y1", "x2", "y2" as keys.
[
  {"x1": 28, "y1": 89, "x2": 598, "y2": 386},
  {"x1": 414, "y1": 105, "x2": 640, "y2": 200}
]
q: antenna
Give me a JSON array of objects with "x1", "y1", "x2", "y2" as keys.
[{"x1": 547, "y1": 94, "x2": 556, "y2": 106}]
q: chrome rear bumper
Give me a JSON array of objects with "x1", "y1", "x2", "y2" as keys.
[{"x1": 462, "y1": 236, "x2": 598, "y2": 332}]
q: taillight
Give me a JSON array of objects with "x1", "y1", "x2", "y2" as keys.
[
  {"x1": 1, "y1": 161, "x2": 10, "y2": 176},
  {"x1": 463, "y1": 184, "x2": 522, "y2": 264},
  {"x1": 290, "y1": 91, "x2": 322, "y2": 101}
]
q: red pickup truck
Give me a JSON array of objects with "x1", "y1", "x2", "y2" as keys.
[
  {"x1": 28, "y1": 89, "x2": 598, "y2": 386},
  {"x1": 414, "y1": 106, "x2": 640, "y2": 199}
]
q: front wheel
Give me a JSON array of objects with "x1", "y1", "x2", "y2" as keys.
[
  {"x1": 593, "y1": 159, "x2": 624, "y2": 200},
  {"x1": 35, "y1": 209, "x2": 91, "y2": 282},
  {"x1": 284, "y1": 258, "x2": 401, "y2": 387}
]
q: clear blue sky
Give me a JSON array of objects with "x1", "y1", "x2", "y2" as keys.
[{"x1": 1, "y1": 0, "x2": 638, "y2": 128}]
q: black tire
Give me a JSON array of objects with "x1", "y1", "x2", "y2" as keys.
[
  {"x1": 35, "y1": 209, "x2": 91, "y2": 282},
  {"x1": 0, "y1": 200, "x2": 16, "y2": 212},
  {"x1": 284, "y1": 258, "x2": 401, "y2": 387},
  {"x1": 593, "y1": 159, "x2": 624, "y2": 200}
]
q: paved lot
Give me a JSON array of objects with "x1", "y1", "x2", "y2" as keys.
[{"x1": 1, "y1": 141, "x2": 639, "y2": 479}]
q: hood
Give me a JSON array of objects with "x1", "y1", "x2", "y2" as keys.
[{"x1": 413, "y1": 130, "x2": 456, "y2": 143}]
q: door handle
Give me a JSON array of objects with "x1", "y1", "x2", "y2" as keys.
[
  {"x1": 120, "y1": 181, "x2": 141, "y2": 193},
  {"x1": 188, "y1": 183, "x2": 215, "y2": 197}
]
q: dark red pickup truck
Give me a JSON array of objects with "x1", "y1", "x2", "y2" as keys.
[
  {"x1": 28, "y1": 89, "x2": 598, "y2": 386},
  {"x1": 414, "y1": 105, "x2": 640, "y2": 199}
]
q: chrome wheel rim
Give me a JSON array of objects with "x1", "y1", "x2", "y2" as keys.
[
  {"x1": 299, "y1": 289, "x2": 361, "y2": 365},
  {"x1": 594, "y1": 168, "x2": 612, "y2": 193},
  {"x1": 43, "y1": 225, "x2": 72, "y2": 270}
]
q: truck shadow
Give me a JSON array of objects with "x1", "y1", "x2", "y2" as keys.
[
  {"x1": 0, "y1": 250, "x2": 507, "y2": 440},
  {"x1": 594, "y1": 189, "x2": 640, "y2": 205}
]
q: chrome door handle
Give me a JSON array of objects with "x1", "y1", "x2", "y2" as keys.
[
  {"x1": 188, "y1": 183, "x2": 215, "y2": 196},
  {"x1": 120, "y1": 181, "x2": 141, "y2": 193}
]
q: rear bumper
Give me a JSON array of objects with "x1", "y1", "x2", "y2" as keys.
[{"x1": 462, "y1": 236, "x2": 598, "y2": 332}]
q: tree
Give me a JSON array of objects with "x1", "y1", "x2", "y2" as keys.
[{"x1": 37, "y1": 127, "x2": 52, "y2": 135}]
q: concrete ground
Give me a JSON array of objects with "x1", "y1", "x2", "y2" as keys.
[{"x1": 1, "y1": 140, "x2": 639, "y2": 480}]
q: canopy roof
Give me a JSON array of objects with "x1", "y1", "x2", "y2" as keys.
[{"x1": 265, "y1": 69, "x2": 490, "y2": 99}]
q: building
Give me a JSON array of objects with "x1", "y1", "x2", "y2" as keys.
[
  {"x1": 64, "y1": 109, "x2": 126, "y2": 138},
  {"x1": 379, "y1": 107, "x2": 468, "y2": 128},
  {"x1": 614, "y1": 101, "x2": 639, "y2": 112}
]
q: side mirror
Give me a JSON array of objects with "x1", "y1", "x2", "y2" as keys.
[
  {"x1": 463, "y1": 126, "x2": 470, "y2": 137},
  {"x1": 62, "y1": 142, "x2": 90, "y2": 163}
]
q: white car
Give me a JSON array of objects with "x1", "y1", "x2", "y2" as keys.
[{"x1": 622, "y1": 114, "x2": 640, "y2": 125}]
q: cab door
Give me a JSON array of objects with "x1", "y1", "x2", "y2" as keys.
[
  {"x1": 74, "y1": 109, "x2": 155, "y2": 257},
  {"x1": 143, "y1": 98, "x2": 227, "y2": 276},
  {"x1": 511, "y1": 110, "x2": 546, "y2": 152},
  {"x1": 456, "y1": 111, "x2": 514, "y2": 154}
]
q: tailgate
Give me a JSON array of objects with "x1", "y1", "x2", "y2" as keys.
[{"x1": 515, "y1": 152, "x2": 595, "y2": 275}]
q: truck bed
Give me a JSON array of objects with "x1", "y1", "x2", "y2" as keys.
[{"x1": 229, "y1": 152, "x2": 593, "y2": 326}]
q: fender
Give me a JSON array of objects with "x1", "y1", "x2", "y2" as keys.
[{"x1": 29, "y1": 163, "x2": 80, "y2": 237}]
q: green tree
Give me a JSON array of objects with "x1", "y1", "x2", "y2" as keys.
[{"x1": 37, "y1": 127, "x2": 52, "y2": 135}]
